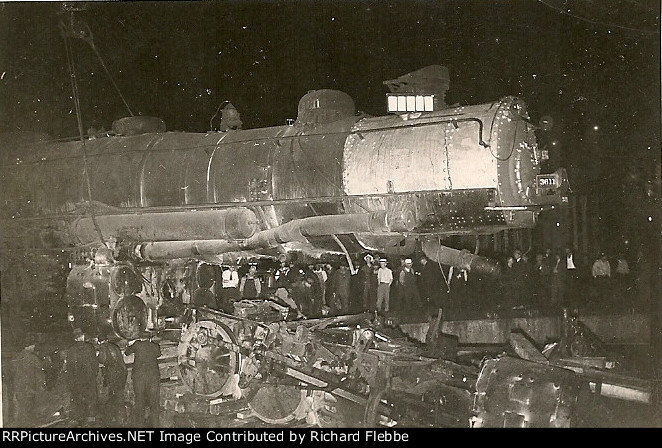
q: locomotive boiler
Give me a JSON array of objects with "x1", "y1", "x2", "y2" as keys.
[{"x1": 0, "y1": 66, "x2": 568, "y2": 339}]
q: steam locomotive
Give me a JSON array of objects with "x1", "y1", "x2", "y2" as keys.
[{"x1": 1, "y1": 66, "x2": 568, "y2": 340}]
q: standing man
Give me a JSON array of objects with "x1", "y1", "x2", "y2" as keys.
[
  {"x1": 125, "y1": 332, "x2": 161, "y2": 427},
  {"x1": 306, "y1": 266, "x2": 325, "y2": 316},
  {"x1": 360, "y1": 254, "x2": 378, "y2": 312},
  {"x1": 591, "y1": 253, "x2": 611, "y2": 304},
  {"x1": 97, "y1": 333, "x2": 128, "y2": 426},
  {"x1": 391, "y1": 257, "x2": 407, "y2": 311},
  {"x1": 331, "y1": 265, "x2": 352, "y2": 314},
  {"x1": 274, "y1": 255, "x2": 294, "y2": 288},
  {"x1": 220, "y1": 264, "x2": 240, "y2": 312},
  {"x1": 11, "y1": 338, "x2": 46, "y2": 427},
  {"x1": 376, "y1": 258, "x2": 393, "y2": 314},
  {"x1": 417, "y1": 256, "x2": 443, "y2": 310},
  {"x1": 399, "y1": 258, "x2": 422, "y2": 310},
  {"x1": 550, "y1": 252, "x2": 566, "y2": 306},
  {"x1": 313, "y1": 265, "x2": 328, "y2": 308},
  {"x1": 65, "y1": 328, "x2": 99, "y2": 426},
  {"x1": 239, "y1": 264, "x2": 262, "y2": 299},
  {"x1": 512, "y1": 248, "x2": 530, "y2": 306},
  {"x1": 564, "y1": 248, "x2": 578, "y2": 305},
  {"x1": 290, "y1": 269, "x2": 315, "y2": 317},
  {"x1": 592, "y1": 253, "x2": 611, "y2": 279},
  {"x1": 450, "y1": 268, "x2": 468, "y2": 308}
]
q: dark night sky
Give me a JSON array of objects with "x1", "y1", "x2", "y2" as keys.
[
  {"x1": 1, "y1": 1, "x2": 658, "y2": 130},
  {"x1": 0, "y1": 1, "x2": 660, "y2": 246}
]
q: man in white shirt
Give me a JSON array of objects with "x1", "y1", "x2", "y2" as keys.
[
  {"x1": 222, "y1": 265, "x2": 240, "y2": 288},
  {"x1": 592, "y1": 253, "x2": 611, "y2": 278},
  {"x1": 591, "y1": 253, "x2": 612, "y2": 304},
  {"x1": 220, "y1": 265, "x2": 240, "y2": 311},
  {"x1": 563, "y1": 247, "x2": 578, "y2": 304},
  {"x1": 399, "y1": 258, "x2": 422, "y2": 308},
  {"x1": 565, "y1": 248, "x2": 576, "y2": 271},
  {"x1": 376, "y1": 258, "x2": 393, "y2": 314}
]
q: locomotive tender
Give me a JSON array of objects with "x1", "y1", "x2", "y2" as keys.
[{"x1": 1, "y1": 66, "x2": 567, "y2": 340}]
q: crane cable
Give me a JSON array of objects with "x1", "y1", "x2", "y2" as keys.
[
  {"x1": 60, "y1": 19, "x2": 108, "y2": 248},
  {"x1": 74, "y1": 20, "x2": 134, "y2": 117}
]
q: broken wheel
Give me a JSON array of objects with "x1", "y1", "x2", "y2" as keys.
[
  {"x1": 247, "y1": 383, "x2": 306, "y2": 424},
  {"x1": 177, "y1": 320, "x2": 240, "y2": 398}
]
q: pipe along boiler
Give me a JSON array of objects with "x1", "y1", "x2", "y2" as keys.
[{"x1": 1, "y1": 66, "x2": 575, "y2": 427}]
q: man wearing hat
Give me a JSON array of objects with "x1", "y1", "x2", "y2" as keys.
[
  {"x1": 399, "y1": 258, "x2": 422, "y2": 310},
  {"x1": 274, "y1": 255, "x2": 295, "y2": 289},
  {"x1": 219, "y1": 264, "x2": 240, "y2": 312},
  {"x1": 97, "y1": 332, "x2": 128, "y2": 426},
  {"x1": 418, "y1": 255, "x2": 444, "y2": 309},
  {"x1": 64, "y1": 328, "x2": 99, "y2": 426},
  {"x1": 125, "y1": 331, "x2": 161, "y2": 427},
  {"x1": 290, "y1": 267, "x2": 316, "y2": 316},
  {"x1": 376, "y1": 258, "x2": 393, "y2": 314},
  {"x1": 11, "y1": 337, "x2": 46, "y2": 426},
  {"x1": 360, "y1": 254, "x2": 378, "y2": 312},
  {"x1": 240, "y1": 264, "x2": 262, "y2": 299}
]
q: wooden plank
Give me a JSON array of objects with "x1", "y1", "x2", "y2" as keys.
[{"x1": 509, "y1": 332, "x2": 549, "y2": 364}]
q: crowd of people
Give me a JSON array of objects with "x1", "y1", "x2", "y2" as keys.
[
  {"x1": 199, "y1": 246, "x2": 643, "y2": 320},
  {"x1": 4, "y1": 245, "x2": 647, "y2": 427},
  {"x1": 198, "y1": 253, "x2": 461, "y2": 320},
  {"x1": 5, "y1": 328, "x2": 160, "y2": 428},
  {"x1": 500, "y1": 247, "x2": 637, "y2": 309}
]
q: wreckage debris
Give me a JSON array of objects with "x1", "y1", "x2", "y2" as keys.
[{"x1": 165, "y1": 303, "x2": 656, "y2": 428}]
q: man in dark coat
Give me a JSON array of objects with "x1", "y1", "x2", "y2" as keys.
[
  {"x1": 239, "y1": 264, "x2": 262, "y2": 299},
  {"x1": 511, "y1": 248, "x2": 531, "y2": 306},
  {"x1": 449, "y1": 268, "x2": 468, "y2": 308},
  {"x1": 65, "y1": 328, "x2": 98, "y2": 426},
  {"x1": 290, "y1": 269, "x2": 315, "y2": 317},
  {"x1": 11, "y1": 339, "x2": 46, "y2": 427},
  {"x1": 97, "y1": 333, "x2": 128, "y2": 426},
  {"x1": 331, "y1": 265, "x2": 352, "y2": 314},
  {"x1": 125, "y1": 332, "x2": 161, "y2": 427},
  {"x1": 360, "y1": 254, "x2": 378, "y2": 312},
  {"x1": 417, "y1": 256, "x2": 443, "y2": 309},
  {"x1": 399, "y1": 258, "x2": 422, "y2": 310},
  {"x1": 550, "y1": 252, "x2": 566, "y2": 305},
  {"x1": 390, "y1": 257, "x2": 406, "y2": 311}
]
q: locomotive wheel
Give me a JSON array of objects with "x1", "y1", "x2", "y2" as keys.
[
  {"x1": 111, "y1": 265, "x2": 143, "y2": 296},
  {"x1": 177, "y1": 320, "x2": 240, "y2": 398},
  {"x1": 112, "y1": 294, "x2": 148, "y2": 340},
  {"x1": 364, "y1": 385, "x2": 388, "y2": 428},
  {"x1": 247, "y1": 384, "x2": 306, "y2": 424}
]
